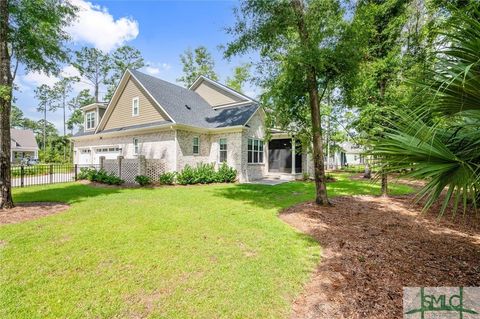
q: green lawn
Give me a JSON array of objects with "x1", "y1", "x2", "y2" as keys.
[{"x1": 0, "y1": 174, "x2": 412, "y2": 319}]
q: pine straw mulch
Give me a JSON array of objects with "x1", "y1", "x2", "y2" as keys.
[
  {"x1": 0, "y1": 202, "x2": 70, "y2": 225},
  {"x1": 280, "y1": 195, "x2": 480, "y2": 319}
]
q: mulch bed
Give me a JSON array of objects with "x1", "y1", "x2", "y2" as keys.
[
  {"x1": 0, "y1": 202, "x2": 70, "y2": 225},
  {"x1": 280, "y1": 195, "x2": 480, "y2": 319}
]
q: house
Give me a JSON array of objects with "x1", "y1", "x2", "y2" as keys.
[
  {"x1": 71, "y1": 69, "x2": 312, "y2": 182},
  {"x1": 324, "y1": 141, "x2": 366, "y2": 170},
  {"x1": 11, "y1": 129, "x2": 39, "y2": 163},
  {"x1": 339, "y1": 141, "x2": 365, "y2": 167}
]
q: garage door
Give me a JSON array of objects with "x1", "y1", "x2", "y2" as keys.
[
  {"x1": 78, "y1": 149, "x2": 92, "y2": 165},
  {"x1": 93, "y1": 147, "x2": 121, "y2": 164}
]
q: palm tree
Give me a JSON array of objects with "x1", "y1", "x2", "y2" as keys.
[{"x1": 372, "y1": 5, "x2": 480, "y2": 215}]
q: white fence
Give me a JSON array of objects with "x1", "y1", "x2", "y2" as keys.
[{"x1": 100, "y1": 156, "x2": 166, "y2": 183}]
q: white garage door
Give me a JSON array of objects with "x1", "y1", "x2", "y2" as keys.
[
  {"x1": 93, "y1": 147, "x2": 121, "y2": 164},
  {"x1": 78, "y1": 149, "x2": 92, "y2": 165}
]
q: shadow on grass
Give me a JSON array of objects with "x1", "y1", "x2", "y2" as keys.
[
  {"x1": 212, "y1": 177, "x2": 414, "y2": 211},
  {"x1": 13, "y1": 182, "x2": 121, "y2": 205}
]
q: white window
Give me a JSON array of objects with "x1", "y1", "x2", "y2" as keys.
[
  {"x1": 132, "y1": 97, "x2": 139, "y2": 116},
  {"x1": 248, "y1": 138, "x2": 264, "y2": 164},
  {"x1": 193, "y1": 137, "x2": 199, "y2": 155},
  {"x1": 95, "y1": 147, "x2": 121, "y2": 153},
  {"x1": 219, "y1": 138, "x2": 227, "y2": 163},
  {"x1": 133, "y1": 138, "x2": 139, "y2": 155},
  {"x1": 85, "y1": 111, "x2": 96, "y2": 130}
]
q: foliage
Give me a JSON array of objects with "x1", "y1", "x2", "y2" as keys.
[
  {"x1": 225, "y1": 0, "x2": 357, "y2": 204},
  {"x1": 225, "y1": 63, "x2": 251, "y2": 92},
  {"x1": 104, "y1": 45, "x2": 146, "y2": 100},
  {"x1": 79, "y1": 169, "x2": 124, "y2": 185},
  {"x1": 135, "y1": 175, "x2": 151, "y2": 186},
  {"x1": 67, "y1": 89, "x2": 95, "y2": 134},
  {"x1": 10, "y1": 105, "x2": 24, "y2": 128},
  {"x1": 50, "y1": 77, "x2": 78, "y2": 136},
  {"x1": 176, "y1": 165, "x2": 196, "y2": 185},
  {"x1": 7, "y1": 0, "x2": 77, "y2": 75},
  {"x1": 177, "y1": 46, "x2": 218, "y2": 87},
  {"x1": 192, "y1": 163, "x2": 217, "y2": 184},
  {"x1": 73, "y1": 47, "x2": 111, "y2": 102},
  {"x1": 77, "y1": 167, "x2": 97, "y2": 180},
  {"x1": 216, "y1": 162, "x2": 237, "y2": 183},
  {"x1": 158, "y1": 172, "x2": 176, "y2": 185},
  {"x1": 372, "y1": 4, "x2": 480, "y2": 215},
  {"x1": 176, "y1": 163, "x2": 237, "y2": 185}
]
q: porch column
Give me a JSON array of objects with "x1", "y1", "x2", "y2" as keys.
[{"x1": 291, "y1": 138, "x2": 296, "y2": 174}]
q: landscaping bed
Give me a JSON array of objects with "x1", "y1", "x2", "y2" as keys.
[
  {"x1": 0, "y1": 202, "x2": 70, "y2": 225},
  {"x1": 281, "y1": 195, "x2": 480, "y2": 319}
]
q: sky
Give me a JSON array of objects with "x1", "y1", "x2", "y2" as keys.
[{"x1": 14, "y1": 0, "x2": 258, "y2": 132}]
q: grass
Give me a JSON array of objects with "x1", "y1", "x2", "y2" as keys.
[{"x1": 0, "y1": 174, "x2": 413, "y2": 318}]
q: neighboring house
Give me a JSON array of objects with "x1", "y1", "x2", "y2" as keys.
[
  {"x1": 340, "y1": 141, "x2": 365, "y2": 166},
  {"x1": 71, "y1": 69, "x2": 313, "y2": 182},
  {"x1": 11, "y1": 129, "x2": 39, "y2": 163}
]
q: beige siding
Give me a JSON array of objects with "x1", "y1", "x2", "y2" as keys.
[
  {"x1": 102, "y1": 78, "x2": 167, "y2": 131},
  {"x1": 193, "y1": 81, "x2": 244, "y2": 107}
]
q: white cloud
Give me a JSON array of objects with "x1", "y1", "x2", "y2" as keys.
[
  {"x1": 142, "y1": 62, "x2": 172, "y2": 77},
  {"x1": 144, "y1": 66, "x2": 160, "y2": 76},
  {"x1": 20, "y1": 65, "x2": 92, "y2": 95},
  {"x1": 22, "y1": 71, "x2": 58, "y2": 87},
  {"x1": 67, "y1": 0, "x2": 139, "y2": 52}
]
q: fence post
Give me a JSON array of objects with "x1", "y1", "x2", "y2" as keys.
[
  {"x1": 20, "y1": 165, "x2": 24, "y2": 188},
  {"x1": 74, "y1": 164, "x2": 78, "y2": 181},
  {"x1": 99, "y1": 156, "x2": 105, "y2": 170},
  {"x1": 138, "y1": 155, "x2": 146, "y2": 176},
  {"x1": 49, "y1": 164, "x2": 53, "y2": 184},
  {"x1": 117, "y1": 156, "x2": 124, "y2": 179}
]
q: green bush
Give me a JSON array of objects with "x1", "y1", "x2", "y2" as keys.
[
  {"x1": 176, "y1": 163, "x2": 237, "y2": 185},
  {"x1": 78, "y1": 168, "x2": 124, "y2": 185},
  {"x1": 78, "y1": 167, "x2": 97, "y2": 180},
  {"x1": 135, "y1": 175, "x2": 151, "y2": 186},
  {"x1": 176, "y1": 165, "x2": 196, "y2": 185},
  {"x1": 216, "y1": 162, "x2": 237, "y2": 183},
  {"x1": 159, "y1": 172, "x2": 176, "y2": 185},
  {"x1": 193, "y1": 163, "x2": 217, "y2": 184}
]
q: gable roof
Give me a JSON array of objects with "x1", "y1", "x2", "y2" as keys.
[
  {"x1": 189, "y1": 75, "x2": 255, "y2": 106},
  {"x1": 129, "y1": 70, "x2": 259, "y2": 129},
  {"x1": 11, "y1": 129, "x2": 38, "y2": 149}
]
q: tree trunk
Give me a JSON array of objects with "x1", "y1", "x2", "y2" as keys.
[
  {"x1": 381, "y1": 172, "x2": 388, "y2": 196},
  {"x1": 291, "y1": 0, "x2": 329, "y2": 205},
  {"x1": 308, "y1": 69, "x2": 330, "y2": 205},
  {"x1": 0, "y1": 0, "x2": 14, "y2": 208},
  {"x1": 364, "y1": 163, "x2": 371, "y2": 179}
]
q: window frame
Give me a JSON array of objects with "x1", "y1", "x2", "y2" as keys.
[
  {"x1": 219, "y1": 138, "x2": 227, "y2": 163},
  {"x1": 85, "y1": 111, "x2": 96, "y2": 130},
  {"x1": 192, "y1": 136, "x2": 200, "y2": 155},
  {"x1": 132, "y1": 97, "x2": 140, "y2": 116},
  {"x1": 247, "y1": 138, "x2": 264, "y2": 164},
  {"x1": 133, "y1": 138, "x2": 139, "y2": 155}
]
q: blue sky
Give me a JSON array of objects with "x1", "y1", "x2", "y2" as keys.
[{"x1": 14, "y1": 0, "x2": 257, "y2": 132}]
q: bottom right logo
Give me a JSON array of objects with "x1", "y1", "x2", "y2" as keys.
[{"x1": 404, "y1": 287, "x2": 480, "y2": 319}]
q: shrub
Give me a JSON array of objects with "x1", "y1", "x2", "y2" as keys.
[
  {"x1": 78, "y1": 167, "x2": 97, "y2": 180},
  {"x1": 193, "y1": 163, "x2": 217, "y2": 184},
  {"x1": 79, "y1": 168, "x2": 124, "y2": 185},
  {"x1": 135, "y1": 175, "x2": 151, "y2": 186},
  {"x1": 159, "y1": 172, "x2": 176, "y2": 185},
  {"x1": 93, "y1": 170, "x2": 124, "y2": 185},
  {"x1": 216, "y1": 162, "x2": 237, "y2": 183},
  {"x1": 176, "y1": 165, "x2": 196, "y2": 185}
]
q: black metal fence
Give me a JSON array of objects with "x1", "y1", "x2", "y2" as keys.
[{"x1": 11, "y1": 164, "x2": 98, "y2": 188}]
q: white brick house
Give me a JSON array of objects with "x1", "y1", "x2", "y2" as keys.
[{"x1": 71, "y1": 69, "x2": 310, "y2": 182}]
